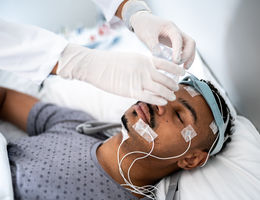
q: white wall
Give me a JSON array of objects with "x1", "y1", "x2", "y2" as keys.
[
  {"x1": 149, "y1": 0, "x2": 260, "y2": 130},
  {"x1": 0, "y1": 0, "x2": 100, "y2": 32}
]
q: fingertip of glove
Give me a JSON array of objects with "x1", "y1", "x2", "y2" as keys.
[
  {"x1": 157, "y1": 99, "x2": 168, "y2": 106},
  {"x1": 173, "y1": 53, "x2": 182, "y2": 64},
  {"x1": 173, "y1": 85, "x2": 179, "y2": 91},
  {"x1": 184, "y1": 61, "x2": 192, "y2": 69},
  {"x1": 168, "y1": 94, "x2": 176, "y2": 101}
]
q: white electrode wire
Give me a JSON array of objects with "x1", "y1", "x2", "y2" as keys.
[
  {"x1": 125, "y1": 135, "x2": 191, "y2": 197},
  {"x1": 212, "y1": 90, "x2": 223, "y2": 117},
  {"x1": 122, "y1": 136, "x2": 192, "y2": 200},
  {"x1": 117, "y1": 139, "x2": 133, "y2": 187},
  {"x1": 117, "y1": 137, "x2": 153, "y2": 198},
  {"x1": 200, "y1": 133, "x2": 219, "y2": 167},
  {"x1": 117, "y1": 129, "x2": 157, "y2": 199},
  {"x1": 117, "y1": 128, "x2": 192, "y2": 199},
  {"x1": 125, "y1": 128, "x2": 157, "y2": 199},
  {"x1": 120, "y1": 136, "x2": 191, "y2": 198}
]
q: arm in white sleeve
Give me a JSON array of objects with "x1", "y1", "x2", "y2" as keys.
[
  {"x1": 93, "y1": 0, "x2": 124, "y2": 21},
  {"x1": 0, "y1": 18, "x2": 68, "y2": 84}
]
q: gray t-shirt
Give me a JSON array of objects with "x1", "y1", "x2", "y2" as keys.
[{"x1": 8, "y1": 102, "x2": 150, "y2": 200}]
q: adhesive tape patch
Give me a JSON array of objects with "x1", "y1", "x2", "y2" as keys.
[
  {"x1": 132, "y1": 118, "x2": 158, "y2": 143},
  {"x1": 209, "y1": 121, "x2": 218, "y2": 134},
  {"x1": 184, "y1": 86, "x2": 200, "y2": 97},
  {"x1": 181, "y1": 124, "x2": 197, "y2": 142}
]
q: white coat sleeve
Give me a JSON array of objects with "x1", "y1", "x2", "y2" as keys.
[
  {"x1": 0, "y1": 18, "x2": 68, "y2": 84},
  {"x1": 93, "y1": 0, "x2": 124, "y2": 21}
]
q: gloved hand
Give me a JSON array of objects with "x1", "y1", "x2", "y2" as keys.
[
  {"x1": 130, "y1": 11, "x2": 196, "y2": 69},
  {"x1": 57, "y1": 43, "x2": 185, "y2": 105}
]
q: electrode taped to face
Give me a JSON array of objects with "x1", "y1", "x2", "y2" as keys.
[
  {"x1": 132, "y1": 118, "x2": 158, "y2": 143},
  {"x1": 184, "y1": 86, "x2": 200, "y2": 97},
  {"x1": 119, "y1": 119, "x2": 194, "y2": 199},
  {"x1": 181, "y1": 124, "x2": 197, "y2": 142},
  {"x1": 209, "y1": 121, "x2": 218, "y2": 134}
]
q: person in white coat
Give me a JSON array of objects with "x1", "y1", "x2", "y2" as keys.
[{"x1": 0, "y1": 0, "x2": 195, "y2": 106}]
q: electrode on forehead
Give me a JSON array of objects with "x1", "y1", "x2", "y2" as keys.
[
  {"x1": 184, "y1": 86, "x2": 200, "y2": 97},
  {"x1": 132, "y1": 118, "x2": 158, "y2": 143},
  {"x1": 209, "y1": 121, "x2": 218, "y2": 134},
  {"x1": 181, "y1": 124, "x2": 197, "y2": 142}
]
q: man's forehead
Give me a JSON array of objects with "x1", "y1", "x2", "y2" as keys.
[
  {"x1": 175, "y1": 84, "x2": 214, "y2": 123},
  {"x1": 177, "y1": 84, "x2": 203, "y2": 99}
]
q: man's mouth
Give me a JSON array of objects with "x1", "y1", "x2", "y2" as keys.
[{"x1": 133, "y1": 102, "x2": 152, "y2": 126}]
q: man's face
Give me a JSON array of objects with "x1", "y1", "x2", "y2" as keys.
[{"x1": 121, "y1": 84, "x2": 215, "y2": 159}]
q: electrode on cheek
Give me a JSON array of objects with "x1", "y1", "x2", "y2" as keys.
[
  {"x1": 181, "y1": 124, "x2": 197, "y2": 142},
  {"x1": 132, "y1": 118, "x2": 158, "y2": 143}
]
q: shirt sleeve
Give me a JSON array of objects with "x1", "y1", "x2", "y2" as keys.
[
  {"x1": 26, "y1": 102, "x2": 95, "y2": 136},
  {"x1": 93, "y1": 0, "x2": 124, "y2": 21},
  {"x1": 0, "y1": 18, "x2": 68, "y2": 85}
]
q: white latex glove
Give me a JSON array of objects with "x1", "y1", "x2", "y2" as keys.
[
  {"x1": 130, "y1": 11, "x2": 196, "y2": 69},
  {"x1": 57, "y1": 44, "x2": 185, "y2": 105}
]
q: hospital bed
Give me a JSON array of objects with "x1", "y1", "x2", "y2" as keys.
[{"x1": 0, "y1": 23, "x2": 260, "y2": 200}]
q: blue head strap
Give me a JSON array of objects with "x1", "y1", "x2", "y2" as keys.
[{"x1": 180, "y1": 74, "x2": 228, "y2": 156}]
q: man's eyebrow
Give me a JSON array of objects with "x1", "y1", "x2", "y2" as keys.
[{"x1": 177, "y1": 98, "x2": 197, "y2": 123}]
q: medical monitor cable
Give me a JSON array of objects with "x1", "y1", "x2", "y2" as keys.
[
  {"x1": 125, "y1": 134, "x2": 191, "y2": 198},
  {"x1": 201, "y1": 89, "x2": 230, "y2": 167},
  {"x1": 117, "y1": 128, "x2": 192, "y2": 199}
]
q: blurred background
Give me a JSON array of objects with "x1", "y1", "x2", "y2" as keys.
[{"x1": 0, "y1": 0, "x2": 99, "y2": 32}]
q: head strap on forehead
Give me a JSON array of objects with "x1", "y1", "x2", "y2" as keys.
[{"x1": 180, "y1": 74, "x2": 229, "y2": 156}]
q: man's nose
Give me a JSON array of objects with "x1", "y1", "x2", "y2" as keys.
[{"x1": 156, "y1": 105, "x2": 166, "y2": 116}]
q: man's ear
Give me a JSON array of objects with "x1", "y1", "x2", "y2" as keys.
[{"x1": 177, "y1": 149, "x2": 208, "y2": 170}]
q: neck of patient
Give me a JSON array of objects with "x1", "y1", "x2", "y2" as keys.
[{"x1": 96, "y1": 133, "x2": 180, "y2": 198}]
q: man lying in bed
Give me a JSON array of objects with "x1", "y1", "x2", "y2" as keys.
[{"x1": 0, "y1": 75, "x2": 233, "y2": 200}]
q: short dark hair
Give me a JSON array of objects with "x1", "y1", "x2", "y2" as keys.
[{"x1": 201, "y1": 80, "x2": 235, "y2": 155}]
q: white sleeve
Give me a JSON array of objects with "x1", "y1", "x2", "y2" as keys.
[
  {"x1": 0, "y1": 18, "x2": 68, "y2": 85},
  {"x1": 93, "y1": 0, "x2": 124, "y2": 21}
]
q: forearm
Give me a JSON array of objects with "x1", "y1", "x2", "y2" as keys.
[
  {"x1": 115, "y1": 0, "x2": 129, "y2": 19},
  {"x1": 0, "y1": 87, "x2": 39, "y2": 132},
  {"x1": 51, "y1": 62, "x2": 58, "y2": 75}
]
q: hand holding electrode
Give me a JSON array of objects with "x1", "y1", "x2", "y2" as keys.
[
  {"x1": 57, "y1": 44, "x2": 185, "y2": 105},
  {"x1": 122, "y1": 0, "x2": 196, "y2": 69}
]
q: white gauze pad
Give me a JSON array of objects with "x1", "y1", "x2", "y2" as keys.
[
  {"x1": 209, "y1": 121, "x2": 218, "y2": 134},
  {"x1": 181, "y1": 124, "x2": 197, "y2": 142},
  {"x1": 132, "y1": 118, "x2": 158, "y2": 143},
  {"x1": 184, "y1": 86, "x2": 200, "y2": 97}
]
